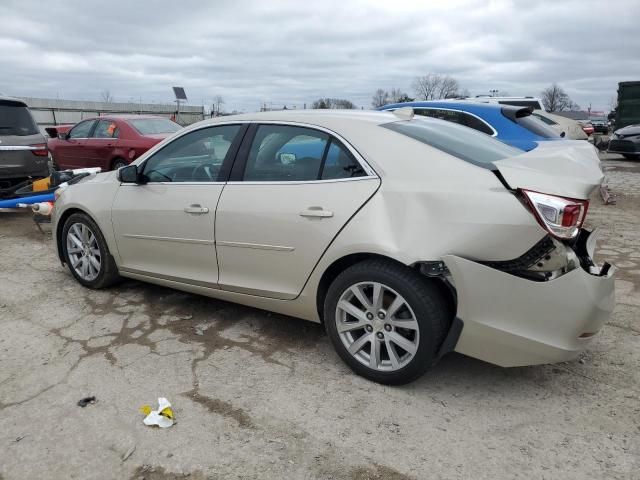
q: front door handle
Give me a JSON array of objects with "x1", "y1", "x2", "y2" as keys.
[
  {"x1": 299, "y1": 206, "x2": 333, "y2": 218},
  {"x1": 184, "y1": 204, "x2": 209, "y2": 214}
]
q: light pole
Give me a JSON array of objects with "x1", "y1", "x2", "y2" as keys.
[{"x1": 489, "y1": 89, "x2": 499, "y2": 97}]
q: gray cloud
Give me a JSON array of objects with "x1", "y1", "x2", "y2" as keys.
[{"x1": 1, "y1": 0, "x2": 638, "y2": 112}]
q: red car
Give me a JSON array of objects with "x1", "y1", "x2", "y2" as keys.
[{"x1": 47, "y1": 115, "x2": 181, "y2": 171}]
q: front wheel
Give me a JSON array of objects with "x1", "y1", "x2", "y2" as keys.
[
  {"x1": 61, "y1": 213, "x2": 120, "y2": 289},
  {"x1": 111, "y1": 158, "x2": 128, "y2": 170},
  {"x1": 324, "y1": 259, "x2": 451, "y2": 385}
]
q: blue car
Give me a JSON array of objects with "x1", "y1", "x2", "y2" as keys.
[{"x1": 379, "y1": 101, "x2": 563, "y2": 151}]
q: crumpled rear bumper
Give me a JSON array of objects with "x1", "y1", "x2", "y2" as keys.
[{"x1": 442, "y1": 230, "x2": 616, "y2": 367}]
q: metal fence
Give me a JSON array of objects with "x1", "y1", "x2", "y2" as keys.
[{"x1": 19, "y1": 97, "x2": 205, "y2": 131}]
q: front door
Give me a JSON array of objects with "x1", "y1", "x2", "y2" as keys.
[
  {"x1": 55, "y1": 119, "x2": 96, "y2": 169},
  {"x1": 111, "y1": 124, "x2": 244, "y2": 286},
  {"x1": 215, "y1": 123, "x2": 380, "y2": 300}
]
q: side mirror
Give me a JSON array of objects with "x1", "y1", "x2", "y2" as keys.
[{"x1": 118, "y1": 164, "x2": 139, "y2": 183}]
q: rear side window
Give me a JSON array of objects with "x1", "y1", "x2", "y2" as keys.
[
  {"x1": 532, "y1": 113, "x2": 558, "y2": 126},
  {"x1": 0, "y1": 101, "x2": 39, "y2": 136},
  {"x1": 513, "y1": 115, "x2": 560, "y2": 138},
  {"x1": 415, "y1": 108, "x2": 494, "y2": 135},
  {"x1": 382, "y1": 117, "x2": 522, "y2": 168},
  {"x1": 129, "y1": 118, "x2": 181, "y2": 135}
]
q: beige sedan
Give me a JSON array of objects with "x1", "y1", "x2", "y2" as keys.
[{"x1": 52, "y1": 109, "x2": 615, "y2": 384}]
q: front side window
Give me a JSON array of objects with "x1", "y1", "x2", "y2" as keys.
[
  {"x1": 69, "y1": 120, "x2": 96, "y2": 139},
  {"x1": 242, "y1": 125, "x2": 366, "y2": 182},
  {"x1": 382, "y1": 117, "x2": 522, "y2": 168},
  {"x1": 142, "y1": 124, "x2": 241, "y2": 182},
  {"x1": 93, "y1": 120, "x2": 119, "y2": 138}
]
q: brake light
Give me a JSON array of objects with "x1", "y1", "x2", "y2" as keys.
[
  {"x1": 522, "y1": 189, "x2": 588, "y2": 240},
  {"x1": 30, "y1": 143, "x2": 48, "y2": 156}
]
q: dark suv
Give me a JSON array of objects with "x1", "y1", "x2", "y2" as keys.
[{"x1": 0, "y1": 96, "x2": 49, "y2": 187}]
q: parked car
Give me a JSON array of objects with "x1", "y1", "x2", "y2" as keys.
[
  {"x1": 379, "y1": 101, "x2": 563, "y2": 150},
  {"x1": 47, "y1": 115, "x2": 181, "y2": 171},
  {"x1": 0, "y1": 96, "x2": 49, "y2": 186},
  {"x1": 590, "y1": 118, "x2": 609, "y2": 134},
  {"x1": 531, "y1": 110, "x2": 588, "y2": 140},
  {"x1": 608, "y1": 124, "x2": 640, "y2": 159},
  {"x1": 53, "y1": 109, "x2": 614, "y2": 385},
  {"x1": 577, "y1": 120, "x2": 594, "y2": 136},
  {"x1": 463, "y1": 95, "x2": 545, "y2": 110}
]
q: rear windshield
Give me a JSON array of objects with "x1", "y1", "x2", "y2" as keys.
[
  {"x1": 382, "y1": 117, "x2": 522, "y2": 168},
  {"x1": 128, "y1": 118, "x2": 181, "y2": 135},
  {"x1": 514, "y1": 115, "x2": 560, "y2": 138},
  {"x1": 0, "y1": 102, "x2": 39, "y2": 136}
]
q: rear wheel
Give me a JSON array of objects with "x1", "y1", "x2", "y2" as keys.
[
  {"x1": 111, "y1": 158, "x2": 128, "y2": 170},
  {"x1": 324, "y1": 259, "x2": 450, "y2": 385},
  {"x1": 61, "y1": 213, "x2": 120, "y2": 289}
]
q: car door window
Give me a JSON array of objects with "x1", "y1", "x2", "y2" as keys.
[
  {"x1": 243, "y1": 125, "x2": 329, "y2": 181},
  {"x1": 142, "y1": 124, "x2": 241, "y2": 182},
  {"x1": 69, "y1": 120, "x2": 96, "y2": 139},
  {"x1": 320, "y1": 140, "x2": 366, "y2": 179},
  {"x1": 460, "y1": 112, "x2": 494, "y2": 135},
  {"x1": 93, "y1": 120, "x2": 119, "y2": 138}
]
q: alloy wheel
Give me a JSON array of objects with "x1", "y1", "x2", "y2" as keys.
[
  {"x1": 66, "y1": 222, "x2": 102, "y2": 281},
  {"x1": 335, "y1": 281, "x2": 419, "y2": 372}
]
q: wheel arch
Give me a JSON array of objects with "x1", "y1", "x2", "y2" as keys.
[
  {"x1": 55, "y1": 207, "x2": 102, "y2": 264},
  {"x1": 315, "y1": 252, "x2": 456, "y2": 323}
]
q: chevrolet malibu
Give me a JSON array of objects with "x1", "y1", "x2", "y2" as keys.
[{"x1": 52, "y1": 109, "x2": 615, "y2": 385}]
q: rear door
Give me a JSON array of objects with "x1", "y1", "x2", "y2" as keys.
[
  {"x1": 215, "y1": 123, "x2": 380, "y2": 300},
  {"x1": 111, "y1": 123, "x2": 245, "y2": 285},
  {"x1": 55, "y1": 119, "x2": 96, "y2": 168}
]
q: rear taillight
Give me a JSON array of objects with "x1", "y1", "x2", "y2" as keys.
[
  {"x1": 522, "y1": 189, "x2": 588, "y2": 240},
  {"x1": 30, "y1": 143, "x2": 48, "y2": 156}
]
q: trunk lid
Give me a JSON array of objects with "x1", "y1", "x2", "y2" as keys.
[{"x1": 493, "y1": 141, "x2": 603, "y2": 199}]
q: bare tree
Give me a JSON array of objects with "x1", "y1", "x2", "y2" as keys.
[
  {"x1": 541, "y1": 84, "x2": 580, "y2": 112},
  {"x1": 213, "y1": 95, "x2": 225, "y2": 116},
  {"x1": 311, "y1": 98, "x2": 355, "y2": 109},
  {"x1": 388, "y1": 88, "x2": 409, "y2": 103},
  {"x1": 100, "y1": 89, "x2": 114, "y2": 103},
  {"x1": 371, "y1": 89, "x2": 389, "y2": 108},
  {"x1": 436, "y1": 76, "x2": 460, "y2": 99},
  {"x1": 412, "y1": 74, "x2": 460, "y2": 100}
]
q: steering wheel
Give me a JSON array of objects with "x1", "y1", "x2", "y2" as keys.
[{"x1": 191, "y1": 163, "x2": 217, "y2": 181}]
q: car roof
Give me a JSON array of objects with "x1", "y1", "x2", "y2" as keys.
[
  {"x1": 0, "y1": 95, "x2": 29, "y2": 107},
  {"x1": 382, "y1": 100, "x2": 507, "y2": 114},
  {"x1": 195, "y1": 109, "x2": 400, "y2": 130}
]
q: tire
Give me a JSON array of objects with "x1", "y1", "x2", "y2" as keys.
[
  {"x1": 61, "y1": 213, "x2": 121, "y2": 289},
  {"x1": 111, "y1": 158, "x2": 128, "y2": 170},
  {"x1": 324, "y1": 259, "x2": 451, "y2": 385}
]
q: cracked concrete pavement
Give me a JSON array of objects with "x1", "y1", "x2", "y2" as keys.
[{"x1": 0, "y1": 154, "x2": 639, "y2": 479}]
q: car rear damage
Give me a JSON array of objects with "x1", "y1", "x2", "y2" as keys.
[{"x1": 438, "y1": 141, "x2": 615, "y2": 367}]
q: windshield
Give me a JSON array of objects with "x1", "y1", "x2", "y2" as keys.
[
  {"x1": 128, "y1": 118, "x2": 181, "y2": 135},
  {"x1": 382, "y1": 117, "x2": 522, "y2": 168},
  {"x1": 514, "y1": 115, "x2": 561, "y2": 138},
  {"x1": 0, "y1": 101, "x2": 39, "y2": 136}
]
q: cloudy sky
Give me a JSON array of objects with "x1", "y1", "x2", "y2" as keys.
[{"x1": 1, "y1": 0, "x2": 638, "y2": 112}]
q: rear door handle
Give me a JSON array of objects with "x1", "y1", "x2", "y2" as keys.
[
  {"x1": 299, "y1": 206, "x2": 333, "y2": 218},
  {"x1": 184, "y1": 204, "x2": 209, "y2": 214}
]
